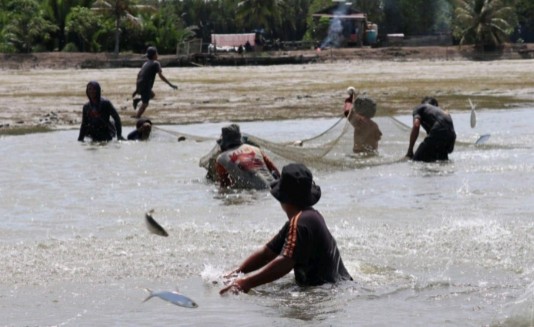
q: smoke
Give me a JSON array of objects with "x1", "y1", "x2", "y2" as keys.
[
  {"x1": 320, "y1": 3, "x2": 350, "y2": 48},
  {"x1": 432, "y1": 0, "x2": 452, "y2": 33}
]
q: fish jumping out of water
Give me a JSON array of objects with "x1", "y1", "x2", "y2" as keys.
[
  {"x1": 469, "y1": 98, "x2": 477, "y2": 128},
  {"x1": 145, "y1": 210, "x2": 169, "y2": 237},
  {"x1": 143, "y1": 288, "x2": 198, "y2": 308}
]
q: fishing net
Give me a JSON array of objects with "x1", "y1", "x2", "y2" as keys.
[
  {"x1": 154, "y1": 114, "x2": 502, "y2": 174},
  {"x1": 193, "y1": 116, "x2": 410, "y2": 172}
]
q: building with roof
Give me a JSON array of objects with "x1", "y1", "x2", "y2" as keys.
[{"x1": 312, "y1": 2, "x2": 375, "y2": 47}]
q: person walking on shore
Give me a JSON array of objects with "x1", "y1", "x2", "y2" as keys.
[{"x1": 132, "y1": 46, "x2": 177, "y2": 118}]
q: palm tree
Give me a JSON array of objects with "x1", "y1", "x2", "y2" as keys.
[
  {"x1": 4, "y1": 0, "x2": 58, "y2": 52},
  {"x1": 43, "y1": 0, "x2": 93, "y2": 50},
  {"x1": 92, "y1": 0, "x2": 154, "y2": 55},
  {"x1": 453, "y1": 0, "x2": 517, "y2": 50},
  {"x1": 236, "y1": 0, "x2": 283, "y2": 38}
]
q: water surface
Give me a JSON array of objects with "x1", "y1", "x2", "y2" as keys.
[{"x1": 1, "y1": 109, "x2": 533, "y2": 326}]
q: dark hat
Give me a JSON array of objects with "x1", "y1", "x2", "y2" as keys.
[
  {"x1": 218, "y1": 124, "x2": 243, "y2": 151},
  {"x1": 145, "y1": 46, "x2": 158, "y2": 59},
  {"x1": 270, "y1": 163, "x2": 321, "y2": 207},
  {"x1": 353, "y1": 95, "x2": 376, "y2": 118}
]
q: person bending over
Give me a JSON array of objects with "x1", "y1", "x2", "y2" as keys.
[
  {"x1": 220, "y1": 163, "x2": 352, "y2": 295},
  {"x1": 405, "y1": 97, "x2": 456, "y2": 162},
  {"x1": 215, "y1": 124, "x2": 280, "y2": 190}
]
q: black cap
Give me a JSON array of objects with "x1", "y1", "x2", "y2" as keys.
[{"x1": 270, "y1": 163, "x2": 321, "y2": 207}]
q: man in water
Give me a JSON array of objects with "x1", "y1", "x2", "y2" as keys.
[
  {"x1": 405, "y1": 97, "x2": 456, "y2": 162},
  {"x1": 346, "y1": 94, "x2": 382, "y2": 153},
  {"x1": 132, "y1": 46, "x2": 177, "y2": 118},
  {"x1": 220, "y1": 163, "x2": 353, "y2": 295},
  {"x1": 78, "y1": 81, "x2": 124, "y2": 142},
  {"x1": 127, "y1": 118, "x2": 152, "y2": 141},
  {"x1": 215, "y1": 124, "x2": 280, "y2": 189},
  {"x1": 343, "y1": 86, "x2": 357, "y2": 117}
]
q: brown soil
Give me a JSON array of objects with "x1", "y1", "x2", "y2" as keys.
[
  {"x1": 1, "y1": 45, "x2": 534, "y2": 135},
  {"x1": 2, "y1": 45, "x2": 533, "y2": 70}
]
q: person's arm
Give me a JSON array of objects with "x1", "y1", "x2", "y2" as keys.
[
  {"x1": 262, "y1": 152, "x2": 280, "y2": 178},
  {"x1": 215, "y1": 161, "x2": 233, "y2": 187},
  {"x1": 220, "y1": 254, "x2": 294, "y2": 295},
  {"x1": 109, "y1": 103, "x2": 125, "y2": 140},
  {"x1": 227, "y1": 245, "x2": 278, "y2": 277},
  {"x1": 158, "y1": 70, "x2": 177, "y2": 89},
  {"x1": 77, "y1": 106, "x2": 88, "y2": 142},
  {"x1": 406, "y1": 117, "x2": 421, "y2": 158}
]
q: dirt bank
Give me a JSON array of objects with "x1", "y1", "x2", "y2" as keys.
[
  {"x1": 1, "y1": 45, "x2": 534, "y2": 135},
  {"x1": 2, "y1": 45, "x2": 533, "y2": 70}
]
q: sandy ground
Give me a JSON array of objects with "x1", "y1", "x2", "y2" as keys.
[{"x1": 1, "y1": 48, "x2": 534, "y2": 134}]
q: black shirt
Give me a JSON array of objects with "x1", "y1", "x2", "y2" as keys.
[
  {"x1": 136, "y1": 60, "x2": 161, "y2": 93},
  {"x1": 78, "y1": 98, "x2": 122, "y2": 142},
  {"x1": 267, "y1": 208, "x2": 353, "y2": 286},
  {"x1": 412, "y1": 103, "x2": 456, "y2": 140}
]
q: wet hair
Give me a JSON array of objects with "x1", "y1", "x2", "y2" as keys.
[{"x1": 421, "y1": 97, "x2": 438, "y2": 107}]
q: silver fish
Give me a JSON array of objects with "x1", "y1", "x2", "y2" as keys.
[
  {"x1": 145, "y1": 210, "x2": 169, "y2": 237},
  {"x1": 143, "y1": 288, "x2": 198, "y2": 308},
  {"x1": 475, "y1": 133, "x2": 491, "y2": 145},
  {"x1": 469, "y1": 98, "x2": 477, "y2": 128}
]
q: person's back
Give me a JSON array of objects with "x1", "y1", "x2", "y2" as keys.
[
  {"x1": 216, "y1": 143, "x2": 277, "y2": 189},
  {"x1": 136, "y1": 59, "x2": 161, "y2": 92},
  {"x1": 347, "y1": 95, "x2": 382, "y2": 153},
  {"x1": 412, "y1": 103, "x2": 455, "y2": 137},
  {"x1": 407, "y1": 97, "x2": 456, "y2": 162},
  {"x1": 267, "y1": 208, "x2": 352, "y2": 286}
]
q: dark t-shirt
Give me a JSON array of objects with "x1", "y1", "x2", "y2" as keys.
[
  {"x1": 266, "y1": 208, "x2": 353, "y2": 286},
  {"x1": 78, "y1": 98, "x2": 122, "y2": 142},
  {"x1": 136, "y1": 60, "x2": 161, "y2": 93},
  {"x1": 412, "y1": 104, "x2": 456, "y2": 140}
]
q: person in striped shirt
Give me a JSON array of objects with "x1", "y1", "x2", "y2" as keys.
[{"x1": 220, "y1": 163, "x2": 352, "y2": 295}]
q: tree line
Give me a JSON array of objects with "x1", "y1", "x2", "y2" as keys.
[{"x1": 0, "y1": 0, "x2": 532, "y2": 54}]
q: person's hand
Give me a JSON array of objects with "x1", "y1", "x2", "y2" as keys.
[
  {"x1": 118, "y1": 135, "x2": 126, "y2": 141},
  {"x1": 223, "y1": 269, "x2": 239, "y2": 280},
  {"x1": 220, "y1": 279, "x2": 248, "y2": 295},
  {"x1": 405, "y1": 151, "x2": 413, "y2": 159},
  {"x1": 170, "y1": 84, "x2": 178, "y2": 90}
]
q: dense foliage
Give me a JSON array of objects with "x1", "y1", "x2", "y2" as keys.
[{"x1": 0, "y1": 0, "x2": 531, "y2": 54}]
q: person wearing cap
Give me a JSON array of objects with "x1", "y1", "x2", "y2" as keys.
[
  {"x1": 132, "y1": 46, "x2": 178, "y2": 118},
  {"x1": 347, "y1": 94, "x2": 382, "y2": 153},
  {"x1": 405, "y1": 97, "x2": 456, "y2": 162},
  {"x1": 215, "y1": 124, "x2": 280, "y2": 189},
  {"x1": 201, "y1": 134, "x2": 261, "y2": 182},
  {"x1": 219, "y1": 163, "x2": 353, "y2": 295},
  {"x1": 127, "y1": 118, "x2": 152, "y2": 141},
  {"x1": 78, "y1": 81, "x2": 125, "y2": 142}
]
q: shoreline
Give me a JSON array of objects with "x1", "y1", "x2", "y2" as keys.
[
  {"x1": 1, "y1": 46, "x2": 534, "y2": 136},
  {"x1": 2, "y1": 45, "x2": 534, "y2": 70}
]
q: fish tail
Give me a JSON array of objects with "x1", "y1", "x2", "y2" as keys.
[{"x1": 142, "y1": 288, "x2": 154, "y2": 303}]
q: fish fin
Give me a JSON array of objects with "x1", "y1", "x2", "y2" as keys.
[{"x1": 142, "y1": 288, "x2": 154, "y2": 303}]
